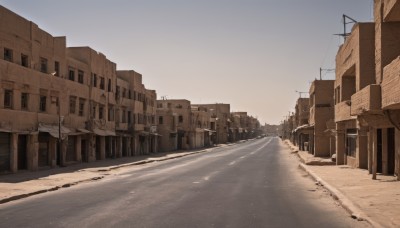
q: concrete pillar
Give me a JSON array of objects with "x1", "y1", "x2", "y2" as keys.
[
  {"x1": 27, "y1": 134, "x2": 38, "y2": 171},
  {"x1": 336, "y1": 124, "x2": 345, "y2": 165},
  {"x1": 382, "y1": 128, "x2": 388, "y2": 175},
  {"x1": 89, "y1": 135, "x2": 96, "y2": 162},
  {"x1": 395, "y1": 129, "x2": 400, "y2": 180},
  {"x1": 100, "y1": 136, "x2": 106, "y2": 160},
  {"x1": 49, "y1": 137, "x2": 57, "y2": 168},
  {"x1": 372, "y1": 128, "x2": 378, "y2": 180},
  {"x1": 368, "y1": 127, "x2": 373, "y2": 174},
  {"x1": 10, "y1": 133, "x2": 18, "y2": 173},
  {"x1": 117, "y1": 136, "x2": 122, "y2": 158},
  {"x1": 76, "y1": 135, "x2": 82, "y2": 162},
  {"x1": 61, "y1": 139, "x2": 67, "y2": 166},
  {"x1": 358, "y1": 127, "x2": 368, "y2": 169}
]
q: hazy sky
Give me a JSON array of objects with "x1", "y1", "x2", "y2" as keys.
[{"x1": 1, "y1": 0, "x2": 373, "y2": 124}]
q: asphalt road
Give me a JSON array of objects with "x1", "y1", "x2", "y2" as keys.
[{"x1": 0, "y1": 137, "x2": 369, "y2": 228}]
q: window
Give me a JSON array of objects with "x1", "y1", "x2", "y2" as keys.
[
  {"x1": 157, "y1": 103, "x2": 162, "y2": 108},
  {"x1": 179, "y1": 115, "x2": 183, "y2": 123},
  {"x1": 92, "y1": 73, "x2": 97, "y2": 87},
  {"x1": 116, "y1": 86, "x2": 120, "y2": 99},
  {"x1": 100, "y1": 77, "x2": 105, "y2": 90},
  {"x1": 99, "y1": 105, "x2": 104, "y2": 119},
  {"x1": 40, "y1": 57, "x2": 48, "y2": 73},
  {"x1": 21, "y1": 54, "x2": 28, "y2": 67},
  {"x1": 39, "y1": 96, "x2": 46, "y2": 112},
  {"x1": 4, "y1": 90, "x2": 13, "y2": 108},
  {"x1": 50, "y1": 61, "x2": 59, "y2": 77},
  {"x1": 122, "y1": 88, "x2": 126, "y2": 98},
  {"x1": 78, "y1": 70, "x2": 84, "y2": 84},
  {"x1": 21, "y1": 93, "x2": 28, "y2": 110},
  {"x1": 128, "y1": 90, "x2": 131, "y2": 99},
  {"x1": 79, "y1": 98, "x2": 85, "y2": 116},
  {"x1": 4, "y1": 48, "x2": 12, "y2": 62},
  {"x1": 91, "y1": 103, "x2": 96, "y2": 119},
  {"x1": 159, "y1": 116, "x2": 163, "y2": 125},
  {"x1": 69, "y1": 96, "x2": 76, "y2": 114},
  {"x1": 108, "y1": 79, "x2": 112, "y2": 92},
  {"x1": 69, "y1": 68, "x2": 75, "y2": 81},
  {"x1": 108, "y1": 106, "x2": 114, "y2": 121}
]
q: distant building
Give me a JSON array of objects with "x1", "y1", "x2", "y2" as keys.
[{"x1": 308, "y1": 80, "x2": 335, "y2": 157}]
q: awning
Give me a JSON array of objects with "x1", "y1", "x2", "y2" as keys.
[
  {"x1": 0, "y1": 128, "x2": 12, "y2": 133},
  {"x1": 139, "y1": 131, "x2": 150, "y2": 136},
  {"x1": 78, "y1": 128, "x2": 91, "y2": 134},
  {"x1": 292, "y1": 124, "x2": 314, "y2": 133},
  {"x1": 38, "y1": 123, "x2": 72, "y2": 139},
  {"x1": 93, "y1": 128, "x2": 116, "y2": 136}
]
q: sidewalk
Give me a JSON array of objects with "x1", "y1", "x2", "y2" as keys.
[
  {"x1": 0, "y1": 146, "x2": 221, "y2": 204},
  {"x1": 284, "y1": 140, "x2": 400, "y2": 228}
]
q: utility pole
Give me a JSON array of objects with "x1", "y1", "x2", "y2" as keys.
[{"x1": 334, "y1": 14, "x2": 357, "y2": 41}]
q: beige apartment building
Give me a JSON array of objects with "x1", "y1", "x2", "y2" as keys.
[
  {"x1": 0, "y1": 6, "x2": 160, "y2": 173},
  {"x1": 334, "y1": 0, "x2": 400, "y2": 177},
  {"x1": 157, "y1": 99, "x2": 193, "y2": 150},
  {"x1": 292, "y1": 98, "x2": 311, "y2": 151},
  {"x1": 116, "y1": 71, "x2": 159, "y2": 156},
  {"x1": 308, "y1": 80, "x2": 335, "y2": 157},
  {"x1": 191, "y1": 105, "x2": 212, "y2": 148},
  {"x1": 334, "y1": 22, "x2": 375, "y2": 169},
  {"x1": 195, "y1": 104, "x2": 230, "y2": 144}
]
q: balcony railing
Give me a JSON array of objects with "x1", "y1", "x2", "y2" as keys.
[
  {"x1": 350, "y1": 85, "x2": 382, "y2": 115},
  {"x1": 335, "y1": 101, "x2": 354, "y2": 122},
  {"x1": 382, "y1": 57, "x2": 400, "y2": 109}
]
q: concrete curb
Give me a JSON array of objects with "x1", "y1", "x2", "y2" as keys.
[
  {"x1": 0, "y1": 147, "x2": 214, "y2": 205},
  {"x1": 0, "y1": 176, "x2": 104, "y2": 205},
  {"x1": 299, "y1": 163, "x2": 381, "y2": 228}
]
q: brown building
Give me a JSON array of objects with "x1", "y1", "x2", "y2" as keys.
[
  {"x1": 191, "y1": 105, "x2": 212, "y2": 148},
  {"x1": 116, "y1": 71, "x2": 158, "y2": 155},
  {"x1": 292, "y1": 98, "x2": 311, "y2": 151},
  {"x1": 334, "y1": 22, "x2": 375, "y2": 169},
  {"x1": 309, "y1": 80, "x2": 335, "y2": 157},
  {"x1": 335, "y1": 0, "x2": 400, "y2": 178},
  {"x1": 195, "y1": 104, "x2": 230, "y2": 144},
  {"x1": 157, "y1": 99, "x2": 193, "y2": 150},
  {"x1": 0, "y1": 6, "x2": 159, "y2": 173}
]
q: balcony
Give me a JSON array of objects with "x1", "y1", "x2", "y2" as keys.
[
  {"x1": 382, "y1": 57, "x2": 400, "y2": 109},
  {"x1": 116, "y1": 122, "x2": 128, "y2": 131},
  {"x1": 335, "y1": 101, "x2": 354, "y2": 122},
  {"x1": 384, "y1": 0, "x2": 400, "y2": 22},
  {"x1": 350, "y1": 85, "x2": 382, "y2": 115},
  {"x1": 134, "y1": 124, "x2": 144, "y2": 132}
]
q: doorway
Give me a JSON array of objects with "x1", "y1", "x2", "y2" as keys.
[
  {"x1": 81, "y1": 139, "x2": 88, "y2": 162},
  {"x1": 18, "y1": 135, "x2": 27, "y2": 170}
]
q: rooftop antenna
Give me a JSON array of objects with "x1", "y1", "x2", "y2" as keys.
[
  {"x1": 319, "y1": 68, "x2": 335, "y2": 80},
  {"x1": 334, "y1": 14, "x2": 357, "y2": 41}
]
